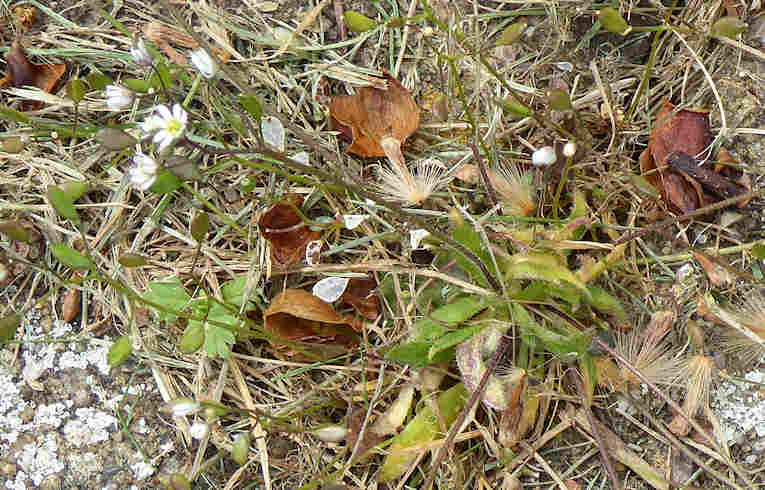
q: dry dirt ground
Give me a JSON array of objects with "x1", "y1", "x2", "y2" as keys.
[{"x1": 1, "y1": 1, "x2": 764, "y2": 489}]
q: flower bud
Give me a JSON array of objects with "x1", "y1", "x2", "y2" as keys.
[
  {"x1": 189, "y1": 48, "x2": 218, "y2": 78},
  {"x1": 344, "y1": 11, "x2": 376, "y2": 33},
  {"x1": 130, "y1": 38, "x2": 153, "y2": 66},
  {"x1": 169, "y1": 398, "x2": 201, "y2": 417},
  {"x1": 563, "y1": 141, "x2": 577, "y2": 158},
  {"x1": 531, "y1": 146, "x2": 557, "y2": 167},
  {"x1": 598, "y1": 8, "x2": 632, "y2": 35}
]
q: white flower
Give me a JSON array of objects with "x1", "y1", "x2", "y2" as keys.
[
  {"x1": 342, "y1": 214, "x2": 368, "y2": 230},
  {"x1": 130, "y1": 38, "x2": 153, "y2": 67},
  {"x1": 128, "y1": 153, "x2": 159, "y2": 190},
  {"x1": 142, "y1": 104, "x2": 188, "y2": 152},
  {"x1": 531, "y1": 146, "x2": 557, "y2": 166},
  {"x1": 409, "y1": 229, "x2": 430, "y2": 249},
  {"x1": 104, "y1": 85, "x2": 134, "y2": 110},
  {"x1": 189, "y1": 422, "x2": 209, "y2": 440},
  {"x1": 189, "y1": 48, "x2": 218, "y2": 78},
  {"x1": 563, "y1": 141, "x2": 577, "y2": 158},
  {"x1": 169, "y1": 398, "x2": 200, "y2": 417}
]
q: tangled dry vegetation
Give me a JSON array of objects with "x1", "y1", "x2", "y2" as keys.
[{"x1": 1, "y1": 0, "x2": 765, "y2": 489}]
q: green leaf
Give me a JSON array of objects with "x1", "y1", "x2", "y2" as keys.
[
  {"x1": 46, "y1": 186, "x2": 80, "y2": 224},
  {"x1": 514, "y1": 303, "x2": 591, "y2": 359},
  {"x1": 0, "y1": 105, "x2": 31, "y2": 124},
  {"x1": 598, "y1": 7, "x2": 631, "y2": 35},
  {"x1": 344, "y1": 11, "x2": 377, "y2": 33},
  {"x1": 118, "y1": 253, "x2": 147, "y2": 268},
  {"x1": 150, "y1": 62, "x2": 173, "y2": 90},
  {"x1": 413, "y1": 295, "x2": 489, "y2": 341},
  {"x1": 585, "y1": 286, "x2": 627, "y2": 321},
  {"x1": 384, "y1": 341, "x2": 453, "y2": 367},
  {"x1": 179, "y1": 322, "x2": 204, "y2": 353},
  {"x1": 203, "y1": 324, "x2": 236, "y2": 358},
  {"x1": 58, "y1": 182, "x2": 90, "y2": 201},
  {"x1": 66, "y1": 79, "x2": 87, "y2": 104},
  {"x1": 752, "y1": 243, "x2": 765, "y2": 260},
  {"x1": 143, "y1": 278, "x2": 191, "y2": 323},
  {"x1": 495, "y1": 22, "x2": 527, "y2": 46},
  {"x1": 51, "y1": 244, "x2": 92, "y2": 270},
  {"x1": 221, "y1": 277, "x2": 252, "y2": 309},
  {"x1": 149, "y1": 169, "x2": 182, "y2": 194},
  {"x1": 381, "y1": 383, "x2": 468, "y2": 481},
  {"x1": 579, "y1": 353, "x2": 597, "y2": 406},
  {"x1": 122, "y1": 78, "x2": 152, "y2": 93},
  {"x1": 451, "y1": 217, "x2": 493, "y2": 288},
  {"x1": 87, "y1": 72, "x2": 112, "y2": 90},
  {"x1": 107, "y1": 335, "x2": 133, "y2": 369},
  {"x1": 239, "y1": 93, "x2": 263, "y2": 123},
  {"x1": 506, "y1": 252, "x2": 588, "y2": 292},
  {"x1": 0, "y1": 313, "x2": 20, "y2": 344},
  {"x1": 428, "y1": 322, "x2": 489, "y2": 361}
]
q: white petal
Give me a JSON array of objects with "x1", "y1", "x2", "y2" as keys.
[
  {"x1": 261, "y1": 116, "x2": 285, "y2": 152},
  {"x1": 312, "y1": 425, "x2": 347, "y2": 443},
  {"x1": 172, "y1": 103, "x2": 185, "y2": 122},
  {"x1": 156, "y1": 104, "x2": 172, "y2": 121},
  {"x1": 409, "y1": 229, "x2": 430, "y2": 249},
  {"x1": 531, "y1": 146, "x2": 557, "y2": 167},
  {"x1": 189, "y1": 422, "x2": 209, "y2": 440},
  {"x1": 343, "y1": 214, "x2": 368, "y2": 230},
  {"x1": 312, "y1": 277, "x2": 350, "y2": 303},
  {"x1": 291, "y1": 151, "x2": 309, "y2": 165}
]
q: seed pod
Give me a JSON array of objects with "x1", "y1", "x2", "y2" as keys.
[
  {"x1": 598, "y1": 7, "x2": 632, "y2": 35},
  {"x1": 344, "y1": 11, "x2": 376, "y2": 33},
  {"x1": 62, "y1": 287, "x2": 81, "y2": 323},
  {"x1": 495, "y1": 22, "x2": 527, "y2": 46},
  {"x1": 231, "y1": 432, "x2": 251, "y2": 465}
]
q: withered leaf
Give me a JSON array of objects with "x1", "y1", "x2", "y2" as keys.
[
  {"x1": 258, "y1": 195, "x2": 321, "y2": 266},
  {"x1": 338, "y1": 276, "x2": 379, "y2": 320},
  {"x1": 691, "y1": 251, "x2": 736, "y2": 287},
  {"x1": 640, "y1": 100, "x2": 748, "y2": 214},
  {"x1": 1, "y1": 40, "x2": 66, "y2": 110},
  {"x1": 264, "y1": 289, "x2": 360, "y2": 360},
  {"x1": 329, "y1": 73, "x2": 419, "y2": 165}
]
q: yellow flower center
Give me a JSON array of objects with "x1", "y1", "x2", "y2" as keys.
[{"x1": 166, "y1": 119, "x2": 183, "y2": 135}]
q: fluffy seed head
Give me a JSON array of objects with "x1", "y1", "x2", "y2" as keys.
[
  {"x1": 490, "y1": 162, "x2": 536, "y2": 217},
  {"x1": 715, "y1": 294, "x2": 765, "y2": 365},
  {"x1": 613, "y1": 311, "x2": 684, "y2": 389},
  {"x1": 376, "y1": 158, "x2": 449, "y2": 205},
  {"x1": 681, "y1": 354, "x2": 715, "y2": 418}
]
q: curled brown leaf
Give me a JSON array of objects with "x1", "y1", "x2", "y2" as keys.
[{"x1": 258, "y1": 195, "x2": 321, "y2": 266}]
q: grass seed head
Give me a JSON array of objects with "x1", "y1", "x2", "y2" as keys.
[
  {"x1": 375, "y1": 158, "x2": 449, "y2": 205},
  {"x1": 717, "y1": 293, "x2": 765, "y2": 365},
  {"x1": 614, "y1": 311, "x2": 684, "y2": 388},
  {"x1": 490, "y1": 162, "x2": 536, "y2": 217}
]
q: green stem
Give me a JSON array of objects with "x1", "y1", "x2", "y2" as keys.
[
  {"x1": 552, "y1": 154, "x2": 575, "y2": 221},
  {"x1": 180, "y1": 182, "x2": 248, "y2": 237}
]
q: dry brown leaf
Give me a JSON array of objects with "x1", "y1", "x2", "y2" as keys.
[
  {"x1": 12, "y1": 6, "x2": 37, "y2": 31},
  {"x1": 691, "y1": 251, "x2": 736, "y2": 287},
  {"x1": 329, "y1": 73, "x2": 419, "y2": 167},
  {"x1": 338, "y1": 276, "x2": 379, "y2": 320},
  {"x1": 0, "y1": 40, "x2": 66, "y2": 110},
  {"x1": 264, "y1": 289, "x2": 360, "y2": 360},
  {"x1": 258, "y1": 195, "x2": 321, "y2": 266},
  {"x1": 641, "y1": 100, "x2": 749, "y2": 214}
]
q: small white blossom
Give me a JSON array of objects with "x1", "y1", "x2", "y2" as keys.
[
  {"x1": 531, "y1": 146, "x2": 557, "y2": 167},
  {"x1": 409, "y1": 229, "x2": 430, "y2": 249},
  {"x1": 343, "y1": 214, "x2": 369, "y2": 230},
  {"x1": 563, "y1": 141, "x2": 577, "y2": 158},
  {"x1": 189, "y1": 422, "x2": 209, "y2": 440},
  {"x1": 128, "y1": 153, "x2": 159, "y2": 191},
  {"x1": 130, "y1": 38, "x2": 153, "y2": 67},
  {"x1": 189, "y1": 48, "x2": 218, "y2": 78},
  {"x1": 169, "y1": 398, "x2": 201, "y2": 417},
  {"x1": 142, "y1": 104, "x2": 188, "y2": 152},
  {"x1": 261, "y1": 116, "x2": 285, "y2": 152},
  {"x1": 104, "y1": 85, "x2": 134, "y2": 110}
]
